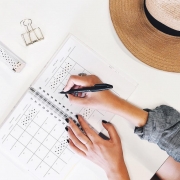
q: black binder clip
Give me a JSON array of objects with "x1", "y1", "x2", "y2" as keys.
[{"x1": 20, "y1": 19, "x2": 44, "y2": 46}]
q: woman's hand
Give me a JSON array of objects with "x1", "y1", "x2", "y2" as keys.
[
  {"x1": 66, "y1": 115, "x2": 130, "y2": 180},
  {"x1": 63, "y1": 75, "x2": 119, "y2": 112},
  {"x1": 64, "y1": 75, "x2": 148, "y2": 127}
]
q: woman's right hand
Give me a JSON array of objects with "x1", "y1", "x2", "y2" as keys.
[
  {"x1": 63, "y1": 75, "x2": 148, "y2": 127},
  {"x1": 63, "y1": 75, "x2": 119, "y2": 112}
]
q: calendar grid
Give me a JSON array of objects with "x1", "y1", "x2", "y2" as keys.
[
  {"x1": 8, "y1": 134, "x2": 62, "y2": 175},
  {"x1": 7, "y1": 134, "x2": 59, "y2": 175},
  {"x1": 2, "y1": 104, "x2": 32, "y2": 144},
  {"x1": 17, "y1": 114, "x2": 48, "y2": 156},
  {"x1": 10, "y1": 109, "x2": 39, "y2": 151},
  {"x1": 3, "y1": 98, "x2": 75, "y2": 177},
  {"x1": 27, "y1": 98, "x2": 74, "y2": 176}
]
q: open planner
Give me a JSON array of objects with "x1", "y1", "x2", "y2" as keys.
[{"x1": 0, "y1": 35, "x2": 137, "y2": 180}]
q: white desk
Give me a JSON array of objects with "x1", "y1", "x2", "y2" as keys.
[{"x1": 0, "y1": 0, "x2": 179, "y2": 179}]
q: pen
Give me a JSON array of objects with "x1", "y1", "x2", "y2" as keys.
[{"x1": 60, "y1": 83, "x2": 113, "y2": 94}]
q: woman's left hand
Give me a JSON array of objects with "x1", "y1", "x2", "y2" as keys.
[{"x1": 66, "y1": 115, "x2": 130, "y2": 180}]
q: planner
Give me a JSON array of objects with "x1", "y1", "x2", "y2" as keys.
[{"x1": 0, "y1": 35, "x2": 137, "y2": 180}]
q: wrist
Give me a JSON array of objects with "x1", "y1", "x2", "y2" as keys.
[
  {"x1": 104, "y1": 158, "x2": 130, "y2": 180},
  {"x1": 105, "y1": 93, "x2": 148, "y2": 127},
  {"x1": 105, "y1": 164, "x2": 130, "y2": 180},
  {"x1": 107, "y1": 97, "x2": 125, "y2": 116}
]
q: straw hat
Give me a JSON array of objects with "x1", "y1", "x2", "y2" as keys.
[{"x1": 109, "y1": 0, "x2": 180, "y2": 72}]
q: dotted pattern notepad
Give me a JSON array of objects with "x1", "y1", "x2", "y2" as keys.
[
  {"x1": 0, "y1": 41, "x2": 25, "y2": 72},
  {"x1": 0, "y1": 35, "x2": 138, "y2": 180}
]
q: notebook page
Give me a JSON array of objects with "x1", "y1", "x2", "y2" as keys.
[
  {"x1": 32, "y1": 35, "x2": 138, "y2": 132},
  {"x1": 0, "y1": 35, "x2": 138, "y2": 180},
  {"x1": 0, "y1": 91, "x2": 78, "y2": 180}
]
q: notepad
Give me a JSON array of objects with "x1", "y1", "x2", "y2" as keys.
[
  {"x1": 0, "y1": 41, "x2": 25, "y2": 72},
  {"x1": 0, "y1": 35, "x2": 137, "y2": 180}
]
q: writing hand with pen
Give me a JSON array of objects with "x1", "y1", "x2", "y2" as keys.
[
  {"x1": 62, "y1": 75, "x2": 119, "y2": 111},
  {"x1": 62, "y1": 75, "x2": 130, "y2": 180}
]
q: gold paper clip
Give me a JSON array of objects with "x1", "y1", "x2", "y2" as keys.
[{"x1": 20, "y1": 19, "x2": 44, "y2": 46}]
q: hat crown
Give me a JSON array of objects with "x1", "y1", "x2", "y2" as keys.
[{"x1": 146, "y1": 0, "x2": 180, "y2": 31}]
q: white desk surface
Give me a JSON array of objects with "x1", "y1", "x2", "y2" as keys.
[{"x1": 0, "y1": 0, "x2": 180, "y2": 180}]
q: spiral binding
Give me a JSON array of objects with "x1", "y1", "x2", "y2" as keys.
[
  {"x1": 29, "y1": 87, "x2": 84, "y2": 131},
  {"x1": 29, "y1": 87, "x2": 70, "y2": 118}
]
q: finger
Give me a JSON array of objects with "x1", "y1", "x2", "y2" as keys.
[
  {"x1": 77, "y1": 115, "x2": 101, "y2": 142},
  {"x1": 67, "y1": 85, "x2": 84, "y2": 98},
  {"x1": 67, "y1": 126, "x2": 87, "y2": 152},
  {"x1": 102, "y1": 121, "x2": 120, "y2": 143},
  {"x1": 72, "y1": 85, "x2": 81, "y2": 89},
  {"x1": 68, "y1": 94, "x2": 89, "y2": 105},
  {"x1": 72, "y1": 85, "x2": 81, "y2": 97},
  {"x1": 63, "y1": 75, "x2": 90, "y2": 92},
  {"x1": 77, "y1": 92, "x2": 83, "y2": 97},
  {"x1": 68, "y1": 118, "x2": 92, "y2": 146},
  {"x1": 68, "y1": 139, "x2": 86, "y2": 157},
  {"x1": 80, "y1": 92, "x2": 86, "y2": 98},
  {"x1": 69, "y1": 92, "x2": 83, "y2": 97},
  {"x1": 73, "y1": 85, "x2": 83, "y2": 97}
]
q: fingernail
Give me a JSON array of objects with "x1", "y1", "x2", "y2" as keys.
[
  {"x1": 102, "y1": 120, "x2": 108, "y2": 123},
  {"x1": 67, "y1": 139, "x2": 69, "y2": 143},
  {"x1": 65, "y1": 126, "x2": 68, "y2": 131},
  {"x1": 65, "y1": 94, "x2": 68, "y2": 98},
  {"x1": 75, "y1": 115, "x2": 78, "y2": 119},
  {"x1": 65, "y1": 118, "x2": 69, "y2": 123}
]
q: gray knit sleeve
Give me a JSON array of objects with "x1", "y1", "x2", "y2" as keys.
[{"x1": 134, "y1": 105, "x2": 180, "y2": 162}]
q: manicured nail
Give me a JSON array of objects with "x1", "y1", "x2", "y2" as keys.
[
  {"x1": 75, "y1": 115, "x2": 78, "y2": 119},
  {"x1": 65, "y1": 94, "x2": 68, "y2": 98},
  {"x1": 67, "y1": 139, "x2": 69, "y2": 143},
  {"x1": 65, "y1": 118, "x2": 69, "y2": 123},
  {"x1": 65, "y1": 126, "x2": 68, "y2": 131},
  {"x1": 102, "y1": 120, "x2": 108, "y2": 123}
]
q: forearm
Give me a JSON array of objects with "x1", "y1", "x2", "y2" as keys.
[
  {"x1": 156, "y1": 157, "x2": 180, "y2": 180},
  {"x1": 106, "y1": 94, "x2": 148, "y2": 127}
]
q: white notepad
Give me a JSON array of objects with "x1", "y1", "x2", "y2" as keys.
[
  {"x1": 0, "y1": 41, "x2": 26, "y2": 72},
  {"x1": 0, "y1": 35, "x2": 137, "y2": 180}
]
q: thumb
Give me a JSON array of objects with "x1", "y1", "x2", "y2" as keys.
[
  {"x1": 68, "y1": 94, "x2": 88, "y2": 106},
  {"x1": 102, "y1": 121, "x2": 120, "y2": 143}
]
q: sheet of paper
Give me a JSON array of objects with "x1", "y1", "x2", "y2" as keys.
[
  {"x1": 32, "y1": 35, "x2": 138, "y2": 132},
  {"x1": 0, "y1": 92, "x2": 78, "y2": 180},
  {"x1": 0, "y1": 35, "x2": 138, "y2": 180}
]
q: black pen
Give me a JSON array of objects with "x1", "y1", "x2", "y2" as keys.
[{"x1": 60, "y1": 83, "x2": 113, "y2": 94}]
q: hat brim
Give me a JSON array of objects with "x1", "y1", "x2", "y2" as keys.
[{"x1": 109, "y1": 0, "x2": 180, "y2": 72}]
